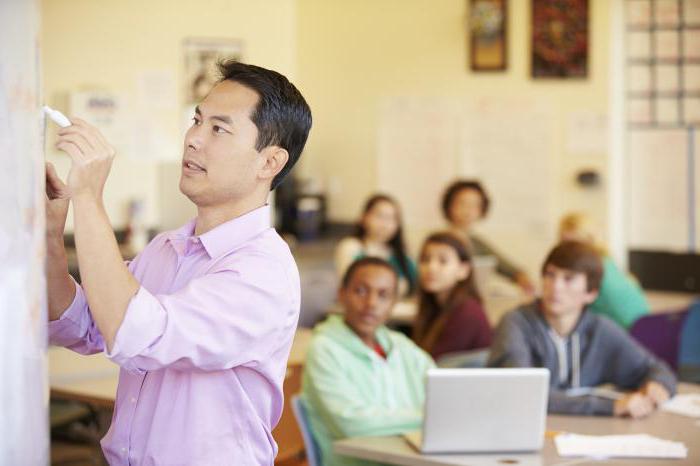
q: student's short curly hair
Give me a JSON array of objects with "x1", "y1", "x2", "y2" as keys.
[
  {"x1": 341, "y1": 257, "x2": 398, "y2": 290},
  {"x1": 542, "y1": 241, "x2": 603, "y2": 292},
  {"x1": 441, "y1": 180, "x2": 491, "y2": 221},
  {"x1": 217, "y1": 60, "x2": 312, "y2": 190}
]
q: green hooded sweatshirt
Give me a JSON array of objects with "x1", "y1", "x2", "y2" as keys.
[{"x1": 301, "y1": 315, "x2": 435, "y2": 466}]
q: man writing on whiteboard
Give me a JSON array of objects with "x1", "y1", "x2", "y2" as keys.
[{"x1": 45, "y1": 61, "x2": 312, "y2": 465}]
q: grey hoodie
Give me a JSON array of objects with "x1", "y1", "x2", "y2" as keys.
[{"x1": 488, "y1": 300, "x2": 677, "y2": 415}]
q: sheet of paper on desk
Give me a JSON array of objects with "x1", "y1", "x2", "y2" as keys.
[
  {"x1": 661, "y1": 393, "x2": 700, "y2": 418},
  {"x1": 555, "y1": 434, "x2": 687, "y2": 459}
]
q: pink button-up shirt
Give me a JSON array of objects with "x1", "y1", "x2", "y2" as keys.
[{"x1": 49, "y1": 205, "x2": 300, "y2": 465}]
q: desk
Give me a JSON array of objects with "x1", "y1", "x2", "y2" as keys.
[
  {"x1": 48, "y1": 328, "x2": 314, "y2": 406},
  {"x1": 49, "y1": 348, "x2": 119, "y2": 408},
  {"x1": 334, "y1": 383, "x2": 700, "y2": 466},
  {"x1": 645, "y1": 290, "x2": 697, "y2": 313},
  {"x1": 388, "y1": 289, "x2": 698, "y2": 329}
]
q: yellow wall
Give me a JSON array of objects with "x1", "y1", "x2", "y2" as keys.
[
  {"x1": 42, "y1": 0, "x2": 614, "y2": 273},
  {"x1": 296, "y1": 0, "x2": 612, "y2": 269},
  {"x1": 42, "y1": 0, "x2": 297, "y2": 230}
]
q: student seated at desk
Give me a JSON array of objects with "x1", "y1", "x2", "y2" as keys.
[
  {"x1": 302, "y1": 257, "x2": 434, "y2": 466},
  {"x1": 412, "y1": 232, "x2": 492, "y2": 361},
  {"x1": 488, "y1": 241, "x2": 677, "y2": 418},
  {"x1": 335, "y1": 194, "x2": 417, "y2": 297},
  {"x1": 441, "y1": 179, "x2": 534, "y2": 294},
  {"x1": 559, "y1": 212, "x2": 650, "y2": 329}
]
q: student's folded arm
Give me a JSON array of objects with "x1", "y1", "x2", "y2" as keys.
[
  {"x1": 604, "y1": 320, "x2": 677, "y2": 396},
  {"x1": 548, "y1": 390, "x2": 615, "y2": 415},
  {"x1": 473, "y1": 236, "x2": 521, "y2": 282},
  {"x1": 105, "y1": 253, "x2": 295, "y2": 373},
  {"x1": 48, "y1": 276, "x2": 106, "y2": 355},
  {"x1": 305, "y1": 342, "x2": 423, "y2": 438},
  {"x1": 487, "y1": 312, "x2": 533, "y2": 367}
]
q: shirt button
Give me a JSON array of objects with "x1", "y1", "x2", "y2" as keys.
[
  {"x1": 121, "y1": 447, "x2": 126, "y2": 453},
  {"x1": 131, "y1": 397, "x2": 137, "y2": 403}
]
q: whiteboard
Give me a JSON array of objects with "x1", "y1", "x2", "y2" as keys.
[
  {"x1": 377, "y1": 96, "x2": 555, "y2": 275},
  {"x1": 0, "y1": 0, "x2": 48, "y2": 464},
  {"x1": 626, "y1": 129, "x2": 697, "y2": 251}
]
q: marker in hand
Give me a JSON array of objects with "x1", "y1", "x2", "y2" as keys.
[{"x1": 43, "y1": 105, "x2": 72, "y2": 128}]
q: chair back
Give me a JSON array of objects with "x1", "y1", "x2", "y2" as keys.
[
  {"x1": 630, "y1": 309, "x2": 688, "y2": 370},
  {"x1": 291, "y1": 395, "x2": 321, "y2": 466},
  {"x1": 679, "y1": 302, "x2": 700, "y2": 382}
]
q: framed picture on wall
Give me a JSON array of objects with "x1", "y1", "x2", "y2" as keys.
[
  {"x1": 469, "y1": 0, "x2": 507, "y2": 71},
  {"x1": 183, "y1": 38, "x2": 243, "y2": 105},
  {"x1": 531, "y1": 0, "x2": 588, "y2": 78}
]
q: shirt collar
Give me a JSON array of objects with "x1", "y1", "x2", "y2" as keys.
[{"x1": 167, "y1": 205, "x2": 271, "y2": 259}]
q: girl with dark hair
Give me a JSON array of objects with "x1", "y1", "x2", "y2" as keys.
[
  {"x1": 412, "y1": 232, "x2": 492, "y2": 360},
  {"x1": 335, "y1": 194, "x2": 417, "y2": 296}
]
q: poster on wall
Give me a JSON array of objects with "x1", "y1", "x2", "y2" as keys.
[
  {"x1": 531, "y1": 0, "x2": 588, "y2": 78},
  {"x1": 183, "y1": 38, "x2": 243, "y2": 105},
  {"x1": 469, "y1": 0, "x2": 507, "y2": 71}
]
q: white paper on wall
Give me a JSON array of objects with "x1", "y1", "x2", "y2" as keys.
[
  {"x1": 626, "y1": 129, "x2": 691, "y2": 250},
  {"x1": 566, "y1": 110, "x2": 609, "y2": 156},
  {"x1": 377, "y1": 95, "x2": 555, "y2": 275}
]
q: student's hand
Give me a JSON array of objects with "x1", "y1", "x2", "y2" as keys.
[
  {"x1": 613, "y1": 392, "x2": 655, "y2": 419},
  {"x1": 55, "y1": 118, "x2": 115, "y2": 201},
  {"x1": 641, "y1": 381, "x2": 670, "y2": 406},
  {"x1": 45, "y1": 162, "x2": 70, "y2": 239},
  {"x1": 516, "y1": 272, "x2": 535, "y2": 295}
]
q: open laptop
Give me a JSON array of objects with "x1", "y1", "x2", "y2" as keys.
[{"x1": 404, "y1": 368, "x2": 550, "y2": 454}]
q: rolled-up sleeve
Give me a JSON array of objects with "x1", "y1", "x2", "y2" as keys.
[
  {"x1": 48, "y1": 277, "x2": 105, "y2": 355},
  {"x1": 106, "y1": 252, "x2": 296, "y2": 373}
]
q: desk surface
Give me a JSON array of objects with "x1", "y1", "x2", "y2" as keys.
[
  {"x1": 335, "y1": 384, "x2": 700, "y2": 466},
  {"x1": 48, "y1": 328, "x2": 313, "y2": 405},
  {"x1": 389, "y1": 289, "x2": 697, "y2": 327}
]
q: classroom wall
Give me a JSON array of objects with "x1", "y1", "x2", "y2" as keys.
[
  {"x1": 41, "y1": 0, "x2": 297, "y2": 231},
  {"x1": 42, "y1": 0, "x2": 616, "y2": 275},
  {"x1": 296, "y1": 0, "x2": 612, "y2": 274}
]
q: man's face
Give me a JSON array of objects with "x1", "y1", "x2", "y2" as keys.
[
  {"x1": 180, "y1": 80, "x2": 264, "y2": 206},
  {"x1": 340, "y1": 265, "x2": 397, "y2": 343},
  {"x1": 541, "y1": 263, "x2": 598, "y2": 318}
]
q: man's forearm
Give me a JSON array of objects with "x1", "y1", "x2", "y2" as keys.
[
  {"x1": 46, "y1": 236, "x2": 77, "y2": 321},
  {"x1": 73, "y1": 195, "x2": 140, "y2": 351}
]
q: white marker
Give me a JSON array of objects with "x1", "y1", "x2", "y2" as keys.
[{"x1": 42, "y1": 105, "x2": 71, "y2": 128}]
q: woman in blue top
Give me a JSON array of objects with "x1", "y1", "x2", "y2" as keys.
[{"x1": 335, "y1": 194, "x2": 417, "y2": 296}]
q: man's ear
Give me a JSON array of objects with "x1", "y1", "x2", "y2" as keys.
[{"x1": 257, "y1": 146, "x2": 289, "y2": 183}]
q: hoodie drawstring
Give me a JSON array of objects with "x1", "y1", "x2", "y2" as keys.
[{"x1": 549, "y1": 330, "x2": 581, "y2": 388}]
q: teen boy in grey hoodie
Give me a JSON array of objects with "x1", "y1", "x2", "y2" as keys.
[{"x1": 488, "y1": 241, "x2": 676, "y2": 418}]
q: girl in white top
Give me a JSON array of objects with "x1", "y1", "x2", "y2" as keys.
[{"x1": 335, "y1": 194, "x2": 417, "y2": 296}]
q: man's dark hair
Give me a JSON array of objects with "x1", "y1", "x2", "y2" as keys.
[
  {"x1": 341, "y1": 257, "x2": 398, "y2": 290},
  {"x1": 217, "y1": 60, "x2": 312, "y2": 189},
  {"x1": 542, "y1": 241, "x2": 603, "y2": 292},
  {"x1": 441, "y1": 180, "x2": 491, "y2": 221}
]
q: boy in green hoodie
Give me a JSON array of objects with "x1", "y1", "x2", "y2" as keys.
[{"x1": 302, "y1": 257, "x2": 435, "y2": 466}]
